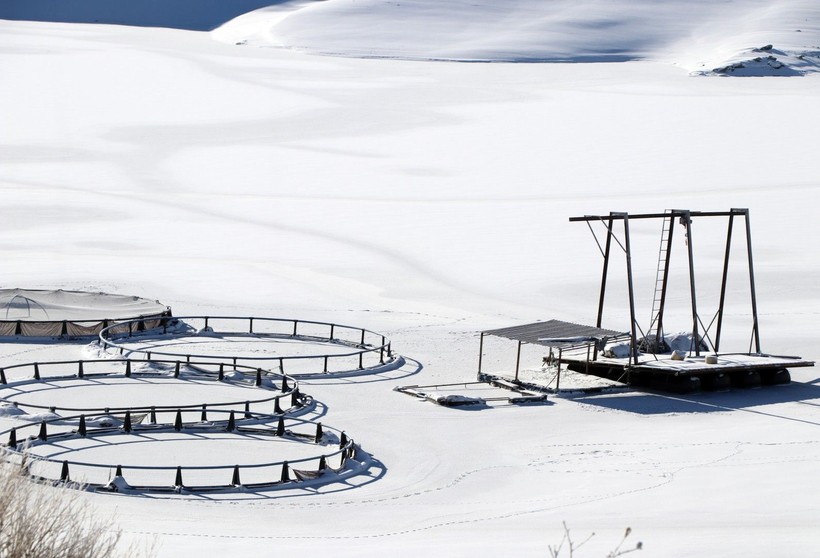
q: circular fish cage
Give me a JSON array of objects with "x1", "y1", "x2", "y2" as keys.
[
  {"x1": 0, "y1": 289, "x2": 170, "y2": 338},
  {"x1": 98, "y1": 315, "x2": 399, "y2": 378},
  {"x1": 0, "y1": 359, "x2": 309, "y2": 419},
  {"x1": 3, "y1": 413, "x2": 367, "y2": 494}
]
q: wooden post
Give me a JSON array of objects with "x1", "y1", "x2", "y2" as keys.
[
  {"x1": 715, "y1": 211, "x2": 735, "y2": 352},
  {"x1": 744, "y1": 209, "x2": 762, "y2": 353},
  {"x1": 683, "y1": 211, "x2": 701, "y2": 356},
  {"x1": 622, "y1": 215, "x2": 640, "y2": 366},
  {"x1": 514, "y1": 340, "x2": 522, "y2": 382},
  {"x1": 477, "y1": 332, "x2": 485, "y2": 376},
  {"x1": 597, "y1": 214, "x2": 614, "y2": 328}
]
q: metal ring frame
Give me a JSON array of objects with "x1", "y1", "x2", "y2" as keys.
[
  {"x1": 2, "y1": 412, "x2": 363, "y2": 493},
  {"x1": 0, "y1": 359, "x2": 306, "y2": 417},
  {"x1": 0, "y1": 315, "x2": 391, "y2": 494},
  {"x1": 98, "y1": 316, "x2": 396, "y2": 377}
]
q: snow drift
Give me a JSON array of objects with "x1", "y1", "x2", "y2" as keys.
[{"x1": 212, "y1": 0, "x2": 820, "y2": 74}]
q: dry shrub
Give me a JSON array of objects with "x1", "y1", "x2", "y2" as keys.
[
  {"x1": 548, "y1": 522, "x2": 643, "y2": 557},
  {"x1": 0, "y1": 461, "x2": 125, "y2": 558}
]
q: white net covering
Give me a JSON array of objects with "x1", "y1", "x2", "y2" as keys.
[{"x1": 0, "y1": 289, "x2": 169, "y2": 337}]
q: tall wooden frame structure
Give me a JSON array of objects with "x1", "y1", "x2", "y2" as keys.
[
  {"x1": 477, "y1": 208, "x2": 812, "y2": 393},
  {"x1": 569, "y1": 209, "x2": 761, "y2": 363}
]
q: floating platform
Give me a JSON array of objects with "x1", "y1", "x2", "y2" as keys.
[
  {"x1": 560, "y1": 349, "x2": 814, "y2": 393},
  {"x1": 478, "y1": 319, "x2": 814, "y2": 394},
  {"x1": 478, "y1": 209, "x2": 817, "y2": 395}
]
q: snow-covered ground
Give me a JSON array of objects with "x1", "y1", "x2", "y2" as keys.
[{"x1": 1, "y1": 1, "x2": 820, "y2": 556}]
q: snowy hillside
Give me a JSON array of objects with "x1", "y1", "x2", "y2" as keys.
[
  {"x1": 4, "y1": 0, "x2": 820, "y2": 73},
  {"x1": 213, "y1": 0, "x2": 820, "y2": 74}
]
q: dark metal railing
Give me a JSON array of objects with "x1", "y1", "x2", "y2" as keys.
[
  {"x1": 3, "y1": 413, "x2": 362, "y2": 493},
  {"x1": 0, "y1": 358, "x2": 306, "y2": 417},
  {"x1": 98, "y1": 316, "x2": 395, "y2": 376}
]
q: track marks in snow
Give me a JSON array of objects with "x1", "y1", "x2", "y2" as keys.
[{"x1": 125, "y1": 439, "x2": 819, "y2": 542}]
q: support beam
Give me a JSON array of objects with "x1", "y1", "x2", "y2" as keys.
[
  {"x1": 622, "y1": 214, "x2": 639, "y2": 366},
  {"x1": 715, "y1": 212, "x2": 735, "y2": 352},
  {"x1": 682, "y1": 211, "x2": 701, "y2": 356},
  {"x1": 514, "y1": 340, "x2": 522, "y2": 382},
  {"x1": 571, "y1": 210, "x2": 745, "y2": 222},
  {"x1": 744, "y1": 209, "x2": 762, "y2": 353},
  {"x1": 477, "y1": 332, "x2": 485, "y2": 375},
  {"x1": 597, "y1": 214, "x2": 614, "y2": 328}
]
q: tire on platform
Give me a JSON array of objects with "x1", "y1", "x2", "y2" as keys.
[
  {"x1": 699, "y1": 372, "x2": 731, "y2": 391},
  {"x1": 761, "y1": 368, "x2": 790, "y2": 386},
  {"x1": 651, "y1": 374, "x2": 700, "y2": 394},
  {"x1": 730, "y1": 370, "x2": 762, "y2": 388}
]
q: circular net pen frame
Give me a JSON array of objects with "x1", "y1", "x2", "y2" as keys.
[
  {"x1": 2, "y1": 414, "x2": 366, "y2": 494},
  {"x1": 0, "y1": 359, "x2": 311, "y2": 420},
  {"x1": 98, "y1": 316, "x2": 400, "y2": 378}
]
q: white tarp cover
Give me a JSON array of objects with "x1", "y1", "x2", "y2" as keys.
[{"x1": 0, "y1": 289, "x2": 168, "y2": 337}]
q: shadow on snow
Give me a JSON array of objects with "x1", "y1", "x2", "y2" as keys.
[{"x1": 566, "y1": 378, "x2": 820, "y2": 424}]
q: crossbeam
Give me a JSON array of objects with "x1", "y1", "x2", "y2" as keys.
[{"x1": 569, "y1": 209, "x2": 747, "y2": 222}]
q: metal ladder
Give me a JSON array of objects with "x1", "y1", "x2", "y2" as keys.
[{"x1": 648, "y1": 210, "x2": 674, "y2": 348}]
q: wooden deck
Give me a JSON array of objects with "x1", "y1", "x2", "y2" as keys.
[{"x1": 561, "y1": 349, "x2": 815, "y2": 392}]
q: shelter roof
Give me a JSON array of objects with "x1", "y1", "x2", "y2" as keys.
[
  {"x1": 482, "y1": 319, "x2": 626, "y2": 347},
  {"x1": 0, "y1": 289, "x2": 167, "y2": 322}
]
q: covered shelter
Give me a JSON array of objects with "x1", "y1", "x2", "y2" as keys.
[
  {"x1": 477, "y1": 319, "x2": 627, "y2": 389},
  {"x1": 0, "y1": 289, "x2": 170, "y2": 337}
]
